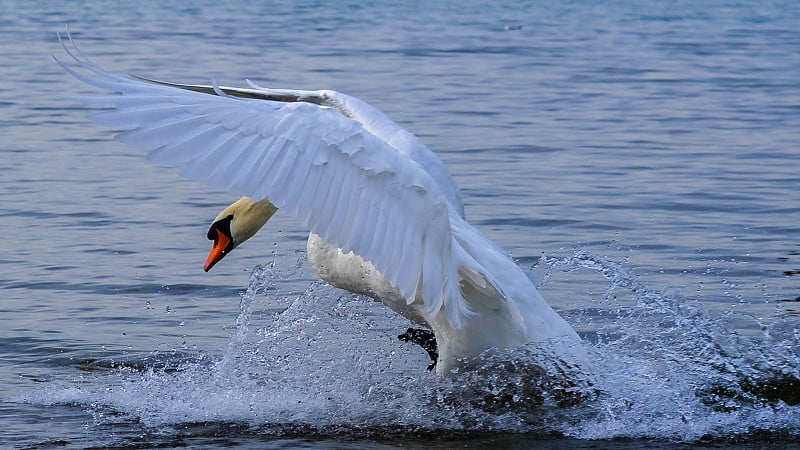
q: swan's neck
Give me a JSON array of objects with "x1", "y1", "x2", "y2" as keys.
[{"x1": 227, "y1": 197, "x2": 278, "y2": 245}]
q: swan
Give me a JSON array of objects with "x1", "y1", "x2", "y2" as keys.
[{"x1": 56, "y1": 34, "x2": 589, "y2": 376}]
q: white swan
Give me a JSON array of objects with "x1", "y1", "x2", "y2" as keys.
[{"x1": 57, "y1": 35, "x2": 589, "y2": 376}]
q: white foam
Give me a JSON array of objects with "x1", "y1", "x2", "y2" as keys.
[{"x1": 16, "y1": 253, "x2": 800, "y2": 441}]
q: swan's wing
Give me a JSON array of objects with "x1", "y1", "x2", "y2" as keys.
[
  {"x1": 133, "y1": 77, "x2": 466, "y2": 218},
  {"x1": 56, "y1": 34, "x2": 475, "y2": 328}
]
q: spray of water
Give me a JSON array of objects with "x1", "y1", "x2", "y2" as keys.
[
  {"x1": 16, "y1": 250, "x2": 800, "y2": 443},
  {"x1": 539, "y1": 250, "x2": 800, "y2": 441}
]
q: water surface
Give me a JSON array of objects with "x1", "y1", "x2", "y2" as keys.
[{"x1": 1, "y1": 1, "x2": 799, "y2": 448}]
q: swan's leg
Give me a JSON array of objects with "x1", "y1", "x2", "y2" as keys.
[{"x1": 398, "y1": 328, "x2": 438, "y2": 371}]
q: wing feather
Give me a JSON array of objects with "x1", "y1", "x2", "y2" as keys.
[
  {"x1": 394, "y1": 227, "x2": 420, "y2": 299},
  {"x1": 306, "y1": 170, "x2": 334, "y2": 232},
  {"x1": 364, "y1": 200, "x2": 388, "y2": 264},
  {"x1": 277, "y1": 151, "x2": 310, "y2": 217},
  {"x1": 334, "y1": 184, "x2": 361, "y2": 254},
  {"x1": 377, "y1": 205, "x2": 396, "y2": 264},
  {"x1": 57, "y1": 35, "x2": 477, "y2": 328},
  {"x1": 317, "y1": 174, "x2": 348, "y2": 241}
]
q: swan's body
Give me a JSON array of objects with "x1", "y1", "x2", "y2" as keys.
[
  {"x1": 58, "y1": 35, "x2": 589, "y2": 375},
  {"x1": 305, "y1": 232, "x2": 583, "y2": 373}
]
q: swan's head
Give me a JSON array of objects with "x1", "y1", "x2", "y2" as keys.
[{"x1": 204, "y1": 197, "x2": 278, "y2": 272}]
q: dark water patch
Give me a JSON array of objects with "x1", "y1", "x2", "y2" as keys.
[
  {"x1": 571, "y1": 222, "x2": 630, "y2": 232},
  {"x1": 448, "y1": 109, "x2": 501, "y2": 118},
  {"x1": 0, "y1": 337, "x2": 120, "y2": 377},
  {"x1": 400, "y1": 45, "x2": 539, "y2": 58},
  {"x1": 0, "y1": 336, "x2": 86, "y2": 360},
  {"x1": 699, "y1": 373, "x2": 800, "y2": 410},
  {"x1": 178, "y1": 199, "x2": 236, "y2": 209},
  {"x1": 83, "y1": 248, "x2": 138, "y2": 256},
  {"x1": 112, "y1": 283, "x2": 228, "y2": 296},
  {"x1": 41, "y1": 264, "x2": 80, "y2": 272},
  {"x1": 780, "y1": 297, "x2": 800, "y2": 316},
  {"x1": 113, "y1": 193, "x2": 164, "y2": 202},
  {"x1": 0, "y1": 279, "x2": 241, "y2": 299},
  {"x1": 76, "y1": 351, "x2": 209, "y2": 374},
  {"x1": 49, "y1": 136, "x2": 110, "y2": 147},
  {"x1": 0, "y1": 208, "x2": 112, "y2": 221},
  {"x1": 455, "y1": 144, "x2": 560, "y2": 155},
  {"x1": 778, "y1": 250, "x2": 800, "y2": 285},
  {"x1": 478, "y1": 217, "x2": 582, "y2": 228}
]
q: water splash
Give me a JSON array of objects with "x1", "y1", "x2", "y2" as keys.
[
  {"x1": 538, "y1": 250, "x2": 800, "y2": 441},
  {"x1": 16, "y1": 251, "x2": 800, "y2": 443},
  {"x1": 216, "y1": 261, "x2": 275, "y2": 374}
]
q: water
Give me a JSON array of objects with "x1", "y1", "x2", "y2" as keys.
[{"x1": 2, "y1": 1, "x2": 799, "y2": 448}]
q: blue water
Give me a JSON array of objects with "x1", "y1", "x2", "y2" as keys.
[{"x1": 2, "y1": 1, "x2": 799, "y2": 448}]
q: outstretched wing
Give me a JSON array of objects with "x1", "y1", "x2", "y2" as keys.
[
  {"x1": 130, "y1": 76, "x2": 466, "y2": 219},
  {"x1": 56, "y1": 34, "x2": 475, "y2": 328}
]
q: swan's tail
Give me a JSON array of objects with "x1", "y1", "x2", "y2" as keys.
[{"x1": 449, "y1": 216, "x2": 527, "y2": 328}]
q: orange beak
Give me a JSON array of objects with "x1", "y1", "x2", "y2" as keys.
[{"x1": 204, "y1": 228, "x2": 231, "y2": 272}]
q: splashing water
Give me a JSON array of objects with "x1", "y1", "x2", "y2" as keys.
[
  {"x1": 540, "y1": 250, "x2": 800, "y2": 441},
  {"x1": 17, "y1": 251, "x2": 800, "y2": 443}
]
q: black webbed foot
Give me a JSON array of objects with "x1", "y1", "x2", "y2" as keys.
[{"x1": 398, "y1": 327, "x2": 438, "y2": 371}]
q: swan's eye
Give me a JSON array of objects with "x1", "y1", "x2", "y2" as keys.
[{"x1": 207, "y1": 215, "x2": 234, "y2": 241}]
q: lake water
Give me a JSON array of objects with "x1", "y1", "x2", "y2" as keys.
[{"x1": 2, "y1": 1, "x2": 799, "y2": 448}]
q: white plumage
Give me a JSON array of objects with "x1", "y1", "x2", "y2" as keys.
[{"x1": 57, "y1": 34, "x2": 589, "y2": 375}]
